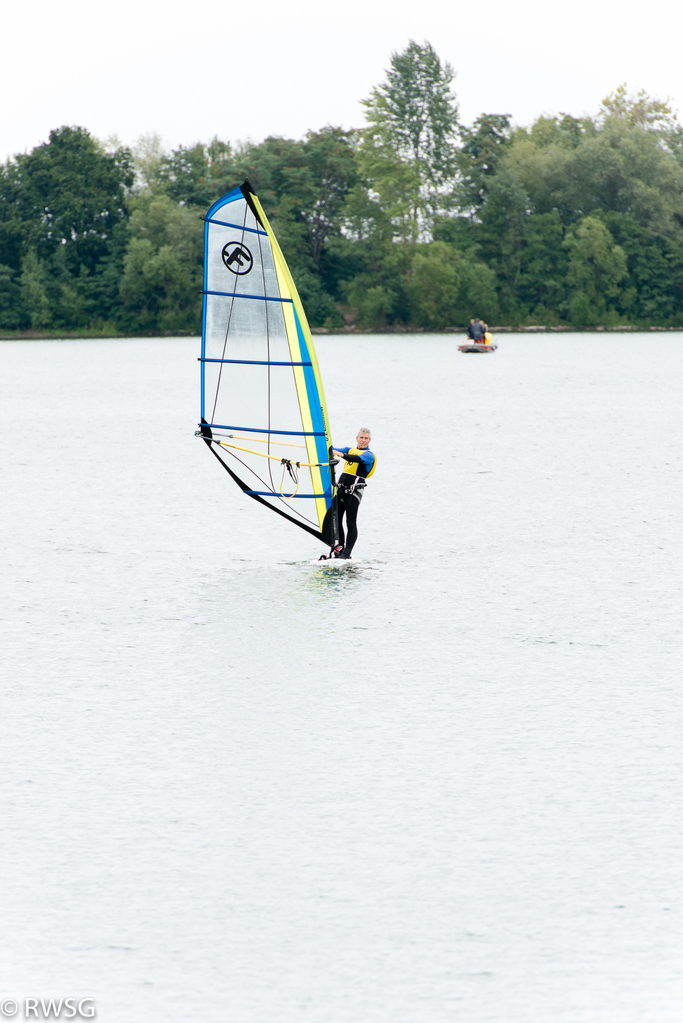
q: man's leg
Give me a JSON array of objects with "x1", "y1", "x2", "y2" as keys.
[
  {"x1": 319, "y1": 491, "x2": 346, "y2": 558},
  {"x1": 340, "y1": 493, "x2": 360, "y2": 557},
  {"x1": 336, "y1": 492, "x2": 347, "y2": 548}
]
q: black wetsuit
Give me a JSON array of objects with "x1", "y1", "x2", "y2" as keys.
[{"x1": 334, "y1": 447, "x2": 375, "y2": 557}]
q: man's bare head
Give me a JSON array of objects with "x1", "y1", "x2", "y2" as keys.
[{"x1": 356, "y1": 428, "x2": 371, "y2": 449}]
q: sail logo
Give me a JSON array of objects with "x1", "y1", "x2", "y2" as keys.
[{"x1": 222, "y1": 242, "x2": 253, "y2": 275}]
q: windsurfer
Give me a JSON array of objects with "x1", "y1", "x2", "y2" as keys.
[{"x1": 325, "y1": 428, "x2": 376, "y2": 560}]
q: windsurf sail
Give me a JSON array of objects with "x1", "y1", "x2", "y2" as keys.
[{"x1": 197, "y1": 180, "x2": 338, "y2": 546}]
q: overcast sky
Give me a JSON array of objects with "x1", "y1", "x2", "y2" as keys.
[{"x1": 3, "y1": 0, "x2": 681, "y2": 161}]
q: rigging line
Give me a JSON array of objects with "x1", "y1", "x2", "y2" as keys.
[
  {"x1": 214, "y1": 433, "x2": 306, "y2": 449},
  {"x1": 217, "y1": 445, "x2": 321, "y2": 527},
  {"x1": 213, "y1": 439, "x2": 330, "y2": 469},
  {"x1": 210, "y1": 308, "x2": 231, "y2": 426},
  {"x1": 258, "y1": 225, "x2": 276, "y2": 492},
  {"x1": 217, "y1": 440, "x2": 283, "y2": 498},
  {"x1": 207, "y1": 443, "x2": 322, "y2": 539},
  {"x1": 218, "y1": 444, "x2": 308, "y2": 514},
  {"x1": 279, "y1": 460, "x2": 300, "y2": 500},
  {"x1": 210, "y1": 197, "x2": 247, "y2": 424}
]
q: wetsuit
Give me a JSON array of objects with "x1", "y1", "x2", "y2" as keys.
[
  {"x1": 469, "y1": 320, "x2": 485, "y2": 341},
  {"x1": 334, "y1": 446, "x2": 375, "y2": 557}
]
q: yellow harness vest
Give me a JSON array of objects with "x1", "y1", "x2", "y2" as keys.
[{"x1": 341, "y1": 448, "x2": 377, "y2": 478}]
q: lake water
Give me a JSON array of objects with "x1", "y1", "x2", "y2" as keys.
[{"x1": 1, "y1": 333, "x2": 681, "y2": 1022}]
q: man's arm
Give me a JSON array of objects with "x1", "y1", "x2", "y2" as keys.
[
  {"x1": 340, "y1": 451, "x2": 374, "y2": 469},
  {"x1": 359, "y1": 450, "x2": 375, "y2": 472}
]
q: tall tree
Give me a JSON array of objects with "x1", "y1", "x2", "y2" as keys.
[
  {"x1": 458, "y1": 113, "x2": 512, "y2": 210},
  {"x1": 360, "y1": 40, "x2": 459, "y2": 242}
]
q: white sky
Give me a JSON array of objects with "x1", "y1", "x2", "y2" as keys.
[{"x1": 2, "y1": 0, "x2": 682, "y2": 161}]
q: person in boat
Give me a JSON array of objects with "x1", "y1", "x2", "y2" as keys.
[
  {"x1": 467, "y1": 318, "x2": 486, "y2": 342},
  {"x1": 326, "y1": 427, "x2": 376, "y2": 560}
]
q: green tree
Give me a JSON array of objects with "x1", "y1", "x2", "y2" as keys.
[
  {"x1": 516, "y1": 212, "x2": 569, "y2": 324},
  {"x1": 345, "y1": 282, "x2": 400, "y2": 329},
  {"x1": 297, "y1": 127, "x2": 360, "y2": 266},
  {"x1": 234, "y1": 128, "x2": 358, "y2": 324},
  {"x1": 599, "y1": 84, "x2": 679, "y2": 133},
  {"x1": 236, "y1": 128, "x2": 358, "y2": 264},
  {"x1": 118, "y1": 196, "x2": 203, "y2": 332},
  {"x1": 154, "y1": 139, "x2": 235, "y2": 207},
  {"x1": 523, "y1": 113, "x2": 596, "y2": 150},
  {"x1": 491, "y1": 101, "x2": 683, "y2": 324},
  {"x1": 477, "y1": 170, "x2": 529, "y2": 317},
  {"x1": 458, "y1": 113, "x2": 512, "y2": 210},
  {"x1": 0, "y1": 264, "x2": 22, "y2": 329},
  {"x1": 343, "y1": 244, "x2": 411, "y2": 328},
  {"x1": 0, "y1": 126, "x2": 134, "y2": 332},
  {"x1": 407, "y1": 241, "x2": 498, "y2": 328},
  {"x1": 599, "y1": 211, "x2": 683, "y2": 323},
  {"x1": 564, "y1": 216, "x2": 628, "y2": 325},
  {"x1": 360, "y1": 40, "x2": 459, "y2": 241},
  {"x1": 19, "y1": 250, "x2": 52, "y2": 329},
  {"x1": 2, "y1": 126, "x2": 133, "y2": 275},
  {"x1": 505, "y1": 111, "x2": 683, "y2": 234},
  {"x1": 131, "y1": 132, "x2": 167, "y2": 191}
]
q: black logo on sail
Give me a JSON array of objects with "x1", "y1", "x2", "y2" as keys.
[{"x1": 222, "y1": 241, "x2": 253, "y2": 275}]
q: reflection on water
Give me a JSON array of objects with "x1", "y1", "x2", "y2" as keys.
[
  {"x1": 304, "y1": 560, "x2": 380, "y2": 591},
  {"x1": 1, "y1": 334, "x2": 682, "y2": 1023}
]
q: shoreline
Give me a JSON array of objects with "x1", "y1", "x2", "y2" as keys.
[
  {"x1": 2, "y1": 324, "x2": 683, "y2": 341},
  {"x1": 311, "y1": 324, "x2": 683, "y2": 335}
]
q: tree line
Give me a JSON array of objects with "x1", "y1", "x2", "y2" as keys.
[{"x1": 2, "y1": 42, "x2": 683, "y2": 334}]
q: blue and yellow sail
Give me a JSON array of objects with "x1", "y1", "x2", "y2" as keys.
[{"x1": 198, "y1": 180, "x2": 337, "y2": 545}]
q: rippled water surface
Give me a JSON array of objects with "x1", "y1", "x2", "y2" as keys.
[{"x1": 2, "y1": 333, "x2": 682, "y2": 1022}]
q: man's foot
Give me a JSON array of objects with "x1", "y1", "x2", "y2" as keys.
[
  {"x1": 334, "y1": 548, "x2": 352, "y2": 559},
  {"x1": 320, "y1": 546, "x2": 344, "y2": 560}
]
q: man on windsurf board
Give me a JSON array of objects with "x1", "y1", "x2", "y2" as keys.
[{"x1": 321, "y1": 428, "x2": 376, "y2": 560}]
